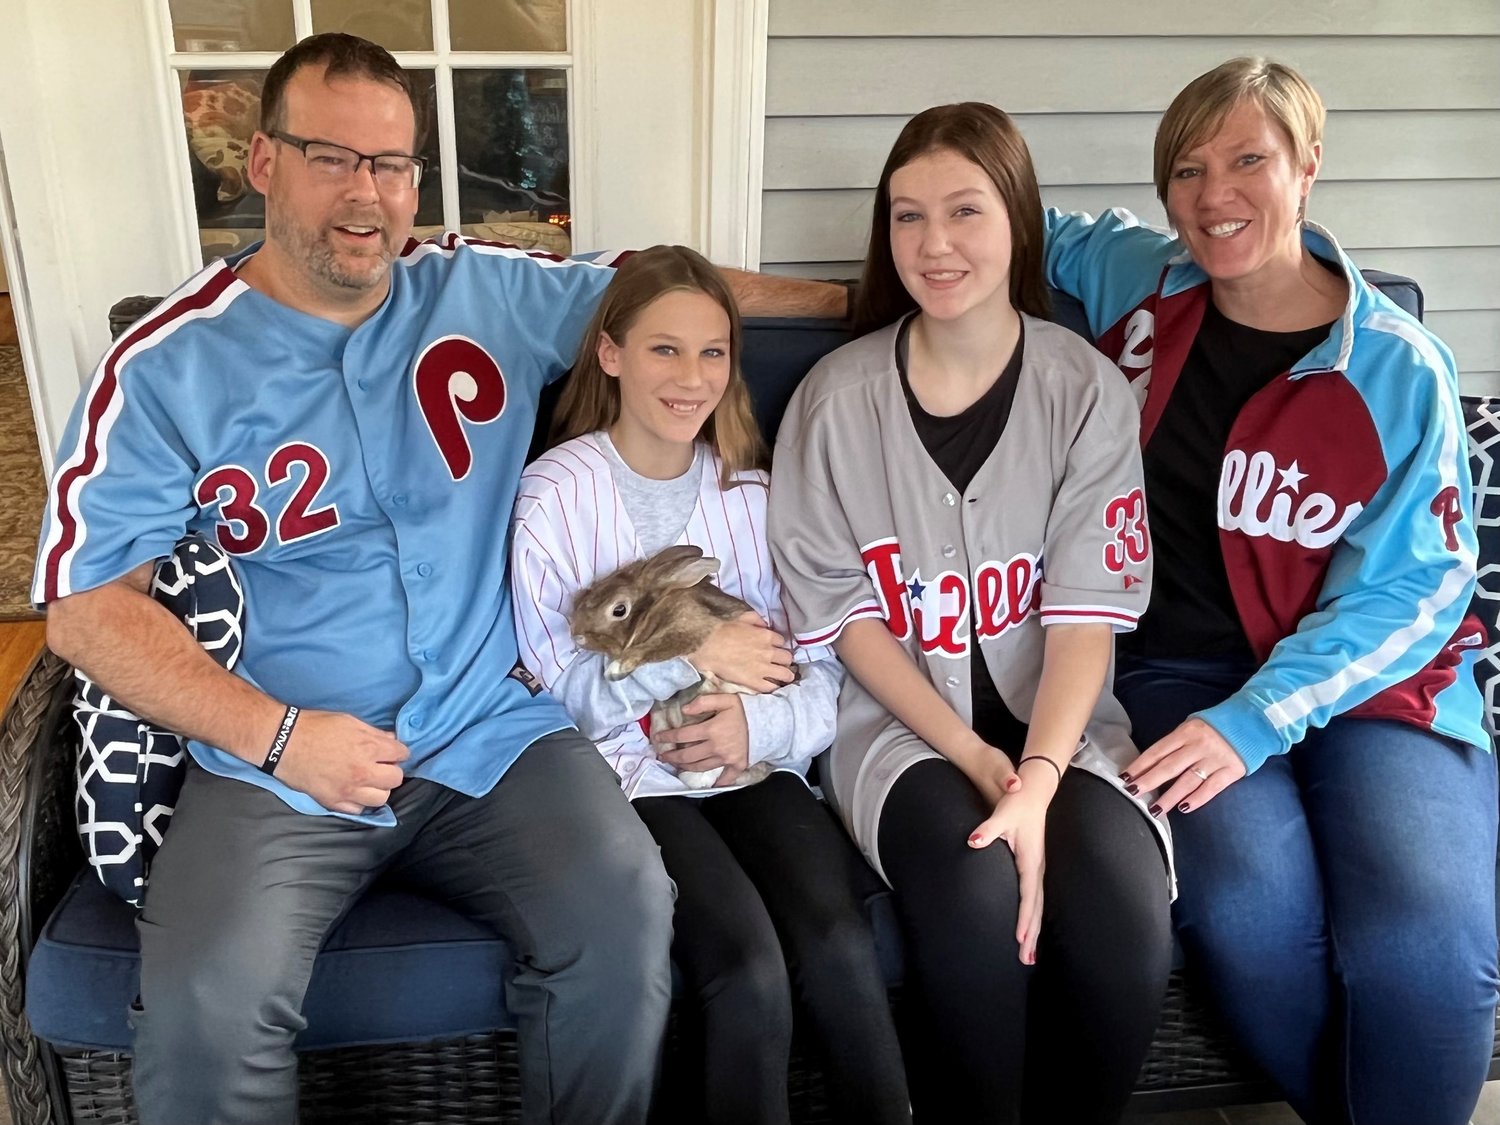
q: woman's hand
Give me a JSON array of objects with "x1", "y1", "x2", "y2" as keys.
[
  {"x1": 968, "y1": 779, "x2": 1052, "y2": 965},
  {"x1": 689, "y1": 612, "x2": 795, "y2": 692},
  {"x1": 1121, "y1": 717, "x2": 1247, "y2": 815},
  {"x1": 653, "y1": 693, "x2": 751, "y2": 784},
  {"x1": 954, "y1": 741, "x2": 1023, "y2": 808}
]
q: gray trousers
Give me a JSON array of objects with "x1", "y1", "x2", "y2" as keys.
[{"x1": 130, "y1": 730, "x2": 675, "y2": 1125}]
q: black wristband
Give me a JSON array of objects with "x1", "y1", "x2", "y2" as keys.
[
  {"x1": 261, "y1": 705, "x2": 300, "y2": 775},
  {"x1": 1018, "y1": 755, "x2": 1063, "y2": 783}
]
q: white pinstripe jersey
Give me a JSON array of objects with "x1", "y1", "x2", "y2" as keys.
[
  {"x1": 768, "y1": 313, "x2": 1173, "y2": 884},
  {"x1": 511, "y1": 432, "x2": 840, "y2": 798}
]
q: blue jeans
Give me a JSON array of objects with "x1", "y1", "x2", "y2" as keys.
[{"x1": 1117, "y1": 656, "x2": 1499, "y2": 1125}]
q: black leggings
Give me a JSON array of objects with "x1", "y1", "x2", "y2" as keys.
[
  {"x1": 876, "y1": 759, "x2": 1171, "y2": 1125},
  {"x1": 635, "y1": 772, "x2": 910, "y2": 1125}
]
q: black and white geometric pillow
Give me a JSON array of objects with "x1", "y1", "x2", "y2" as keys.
[
  {"x1": 1462, "y1": 395, "x2": 1500, "y2": 737},
  {"x1": 73, "y1": 536, "x2": 244, "y2": 907}
]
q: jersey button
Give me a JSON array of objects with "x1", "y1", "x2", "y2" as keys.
[
  {"x1": 357, "y1": 378, "x2": 370, "y2": 391},
  {"x1": 392, "y1": 493, "x2": 408, "y2": 506},
  {"x1": 941, "y1": 544, "x2": 956, "y2": 558},
  {"x1": 423, "y1": 649, "x2": 438, "y2": 662},
  {"x1": 416, "y1": 562, "x2": 433, "y2": 578},
  {"x1": 945, "y1": 675, "x2": 960, "y2": 688},
  {"x1": 943, "y1": 492, "x2": 957, "y2": 507},
  {"x1": 408, "y1": 712, "x2": 425, "y2": 730}
]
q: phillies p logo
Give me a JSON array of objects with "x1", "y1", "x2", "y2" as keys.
[
  {"x1": 414, "y1": 336, "x2": 507, "y2": 480},
  {"x1": 1430, "y1": 485, "x2": 1463, "y2": 552}
]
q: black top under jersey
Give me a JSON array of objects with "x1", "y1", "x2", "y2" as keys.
[
  {"x1": 897, "y1": 317, "x2": 1030, "y2": 756},
  {"x1": 1121, "y1": 298, "x2": 1335, "y2": 660}
]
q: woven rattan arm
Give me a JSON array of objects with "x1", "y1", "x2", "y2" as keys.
[{"x1": 0, "y1": 650, "x2": 84, "y2": 1125}]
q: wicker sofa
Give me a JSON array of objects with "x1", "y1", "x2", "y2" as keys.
[{"x1": 1, "y1": 280, "x2": 1495, "y2": 1125}]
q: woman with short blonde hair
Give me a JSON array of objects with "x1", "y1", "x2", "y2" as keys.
[{"x1": 1046, "y1": 56, "x2": 1495, "y2": 1125}]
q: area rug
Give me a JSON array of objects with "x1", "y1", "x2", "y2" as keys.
[{"x1": 0, "y1": 346, "x2": 45, "y2": 620}]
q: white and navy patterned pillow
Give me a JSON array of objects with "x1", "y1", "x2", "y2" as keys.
[
  {"x1": 73, "y1": 537, "x2": 243, "y2": 907},
  {"x1": 1463, "y1": 395, "x2": 1500, "y2": 736}
]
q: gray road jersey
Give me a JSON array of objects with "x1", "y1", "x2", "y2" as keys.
[{"x1": 769, "y1": 313, "x2": 1173, "y2": 889}]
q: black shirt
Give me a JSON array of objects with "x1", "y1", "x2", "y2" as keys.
[
  {"x1": 1122, "y1": 299, "x2": 1335, "y2": 660},
  {"x1": 896, "y1": 316, "x2": 1030, "y2": 754}
]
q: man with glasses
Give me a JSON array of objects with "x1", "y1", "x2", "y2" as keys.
[{"x1": 36, "y1": 31, "x2": 842, "y2": 1125}]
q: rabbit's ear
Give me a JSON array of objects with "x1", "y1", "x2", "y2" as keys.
[{"x1": 648, "y1": 545, "x2": 721, "y2": 590}]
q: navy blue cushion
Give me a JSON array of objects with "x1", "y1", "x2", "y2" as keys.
[
  {"x1": 27, "y1": 868, "x2": 904, "y2": 1051},
  {"x1": 29, "y1": 871, "x2": 517, "y2": 1051}
]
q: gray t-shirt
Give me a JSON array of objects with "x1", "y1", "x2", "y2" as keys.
[{"x1": 599, "y1": 433, "x2": 705, "y2": 555}]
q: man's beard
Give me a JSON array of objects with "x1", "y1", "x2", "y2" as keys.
[{"x1": 267, "y1": 208, "x2": 393, "y2": 292}]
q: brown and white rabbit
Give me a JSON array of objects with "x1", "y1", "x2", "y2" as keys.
[{"x1": 568, "y1": 544, "x2": 784, "y2": 789}]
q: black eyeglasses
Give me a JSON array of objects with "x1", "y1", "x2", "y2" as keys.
[{"x1": 270, "y1": 131, "x2": 427, "y2": 191}]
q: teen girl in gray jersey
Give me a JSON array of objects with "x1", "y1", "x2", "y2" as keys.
[{"x1": 768, "y1": 104, "x2": 1173, "y2": 1123}]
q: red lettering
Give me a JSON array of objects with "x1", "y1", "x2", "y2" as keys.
[
  {"x1": 974, "y1": 553, "x2": 1040, "y2": 642},
  {"x1": 913, "y1": 572, "x2": 968, "y2": 657},
  {"x1": 860, "y1": 539, "x2": 911, "y2": 640}
]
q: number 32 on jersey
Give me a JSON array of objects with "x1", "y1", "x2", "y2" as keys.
[{"x1": 195, "y1": 441, "x2": 340, "y2": 555}]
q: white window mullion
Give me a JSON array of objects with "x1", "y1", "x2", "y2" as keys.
[
  {"x1": 445, "y1": 53, "x2": 572, "y2": 69},
  {"x1": 150, "y1": 0, "x2": 205, "y2": 277},
  {"x1": 165, "y1": 51, "x2": 291, "y2": 69},
  {"x1": 704, "y1": 0, "x2": 768, "y2": 269},
  {"x1": 566, "y1": 0, "x2": 596, "y2": 251},
  {"x1": 291, "y1": 0, "x2": 313, "y2": 43},
  {"x1": 429, "y1": 0, "x2": 461, "y2": 232},
  {"x1": 434, "y1": 63, "x2": 460, "y2": 232}
]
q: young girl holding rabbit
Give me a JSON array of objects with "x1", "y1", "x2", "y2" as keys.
[
  {"x1": 510, "y1": 244, "x2": 909, "y2": 1125},
  {"x1": 767, "y1": 105, "x2": 1174, "y2": 1123}
]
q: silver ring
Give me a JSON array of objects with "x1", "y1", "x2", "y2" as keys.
[{"x1": 1190, "y1": 766, "x2": 1210, "y2": 781}]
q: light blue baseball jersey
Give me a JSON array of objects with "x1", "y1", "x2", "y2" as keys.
[{"x1": 35, "y1": 233, "x2": 620, "y2": 824}]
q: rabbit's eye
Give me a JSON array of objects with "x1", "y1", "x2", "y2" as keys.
[{"x1": 611, "y1": 602, "x2": 629, "y2": 618}]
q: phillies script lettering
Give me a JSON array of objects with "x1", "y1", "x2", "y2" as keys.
[
  {"x1": 1218, "y1": 450, "x2": 1362, "y2": 549},
  {"x1": 861, "y1": 538, "x2": 1042, "y2": 658}
]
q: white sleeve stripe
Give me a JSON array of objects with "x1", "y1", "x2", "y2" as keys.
[
  {"x1": 1264, "y1": 561, "x2": 1474, "y2": 730},
  {"x1": 1366, "y1": 313, "x2": 1462, "y2": 494},
  {"x1": 37, "y1": 265, "x2": 244, "y2": 603},
  {"x1": 397, "y1": 232, "x2": 624, "y2": 271},
  {"x1": 1262, "y1": 327, "x2": 1474, "y2": 731},
  {"x1": 1040, "y1": 607, "x2": 1139, "y2": 624},
  {"x1": 1042, "y1": 603, "x2": 1141, "y2": 617},
  {"x1": 796, "y1": 602, "x2": 884, "y2": 647}
]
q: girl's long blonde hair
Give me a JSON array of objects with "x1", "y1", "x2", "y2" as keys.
[{"x1": 551, "y1": 244, "x2": 766, "y2": 488}]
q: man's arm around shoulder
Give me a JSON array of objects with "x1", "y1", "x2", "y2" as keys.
[{"x1": 47, "y1": 564, "x2": 408, "y2": 815}]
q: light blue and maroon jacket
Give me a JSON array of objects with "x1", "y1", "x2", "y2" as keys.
[{"x1": 1045, "y1": 209, "x2": 1488, "y2": 772}]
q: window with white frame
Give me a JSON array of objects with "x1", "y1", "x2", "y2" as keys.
[{"x1": 164, "y1": 0, "x2": 575, "y2": 263}]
